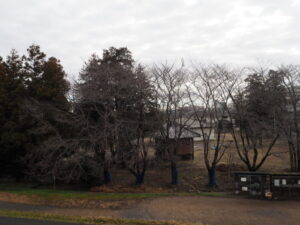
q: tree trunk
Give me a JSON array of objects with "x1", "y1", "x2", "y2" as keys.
[
  {"x1": 171, "y1": 161, "x2": 178, "y2": 185},
  {"x1": 14, "y1": 165, "x2": 23, "y2": 183},
  {"x1": 297, "y1": 145, "x2": 300, "y2": 172},
  {"x1": 103, "y1": 168, "x2": 112, "y2": 184},
  {"x1": 289, "y1": 143, "x2": 296, "y2": 171},
  {"x1": 208, "y1": 167, "x2": 217, "y2": 188},
  {"x1": 259, "y1": 136, "x2": 263, "y2": 147},
  {"x1": 135, "y1": 172, "x2": 145, "y2": 185}
]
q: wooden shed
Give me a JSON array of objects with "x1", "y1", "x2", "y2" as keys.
[{"x1": 155, "y1": 127, "x2": 199, "y2": 160}]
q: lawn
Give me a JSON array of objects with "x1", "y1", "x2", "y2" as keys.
[
  {"x1": 0, "y1": 209, "x2": 197, "y2": 225},
  {"x1": 0, "y1": 183, "x2": 225, "y2": 201}
]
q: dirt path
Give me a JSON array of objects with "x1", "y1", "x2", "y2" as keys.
[{"x1": 1, "y1": 196, "x2": 300, "y2": 225}]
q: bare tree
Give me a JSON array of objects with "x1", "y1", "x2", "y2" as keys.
[
  {"x1": 76, "y1": 49, "x2": 158, "y2": 185},
  {"x1": 226, "y1": 68, "x2": 281, "y2": 171},
  {"x1": 75, "y1": 55, "x2": 124, "y2": 184},
  {"x1": 278, "y1": 65, "x2": 300, "y2": 171},
  {"x1": 21, "y1": 97, "x2": 101, "y2": 185},
  {"x1": 187, "y1": 65, "x2": 235, "y2": 187},
  {"x1": 152, "y1": 62, "x2": 193, "y2": 185},
  {"x1": 26, "y1": 137, "x2": 101, "y2": 185},
  {"x1": 119, "y1": 65, "x2": 158, "y2": 184},
  {"x1": 121, "y1": 126, "x2": 155, "y2": 185},
  {"x1": 74, "y1": 99, "x2": 116, "y2": 184}
]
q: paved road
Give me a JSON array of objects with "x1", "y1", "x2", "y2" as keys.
[
  {"x1": 0, "y1": 217, "x2": 82, "y2": 225},
  {"x1": 1, "y1": 196, "x2": 300, "y2": 225}
]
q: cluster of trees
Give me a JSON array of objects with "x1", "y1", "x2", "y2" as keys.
[
  {"x1": 0, "y1": 45, "x2": 69, "y2": 181},
  {"x1": 228, "y1": 67, "x2": 300, "y2": 173},
  {"x1": 1, "y1": 44, "x2": 300, "y2": 188}
]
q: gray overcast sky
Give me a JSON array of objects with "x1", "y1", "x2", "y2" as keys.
[{"x1": 1, "y1": 0, "x2": 300, "y2": 77}]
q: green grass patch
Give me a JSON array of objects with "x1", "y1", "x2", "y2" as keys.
[{"x1": 0, "y1": 209, "x2": 196, "y2": 225}]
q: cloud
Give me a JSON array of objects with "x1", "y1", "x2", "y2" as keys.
[{"x1": 0, "y1": 0, "x2": 300, "y2": 78}]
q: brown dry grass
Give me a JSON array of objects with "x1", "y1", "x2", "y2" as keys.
[
  {"x1": 0, "y1": 192, "x2": 139, "y2": 209},
  {"x1": 104, "y1": 135, "x2": 291, "y2": 193}
]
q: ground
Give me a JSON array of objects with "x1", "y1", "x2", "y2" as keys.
[
  {"x1": 105, "y1": 139, "x2": 290, "y2": 192},
  {"x1": 0, "y1": 195, "x2": 300, "y2": 225},
  {"x1": 0, "y1": 138, "x2": 294, "y2": 225}
]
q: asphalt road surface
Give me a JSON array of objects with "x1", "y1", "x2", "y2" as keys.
[{"x1": 0, "y1": 217, "x2": 82, "y2": 225}]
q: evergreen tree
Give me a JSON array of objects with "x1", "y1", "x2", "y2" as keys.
[
  {"x1": 0, "y1": 45, "x2": 70, "y2": 180},
  {"x1": 0, "y1": 50, "x2": 27, "y2": 179},
  {"x1": 76, "y1": 47, "x2": 157, "y2": 184},
  {"x1": 25, "y1": 45, "x2": 70, "y2": 109}
]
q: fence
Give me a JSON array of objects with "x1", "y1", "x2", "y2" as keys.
[{"x1": 234, "y1": 171, "x2": 300, "y2": 199}]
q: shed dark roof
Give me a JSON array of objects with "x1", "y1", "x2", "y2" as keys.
[{"x1": 156, "y1": 126, "x2": 200, "y2": 139}]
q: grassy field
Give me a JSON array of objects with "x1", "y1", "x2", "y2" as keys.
[
  {"x1": 0, "y1": 183, "x2": 225, "y2": 200},
  {"x1": 102, "y1": 138, "x2": 291, "y2": 193},
  {"x1": 0, "y1": 184, "x2": 173, "y2": 200},
  {"x1": 0, "y1": 137, "x2": 290, "y2": 205},
  {"x1": 0, "y1": 139, "x2": 291, "y2": 224},
  {"x1": 0, "y1": 209, "x2": 197, "y2": 225},
  {"x1": 0, "y1": 183, "x2": 226, "y2": 208},
  {"x1": 0, "y1": 140, "x2": 290, "y2": 197}
]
